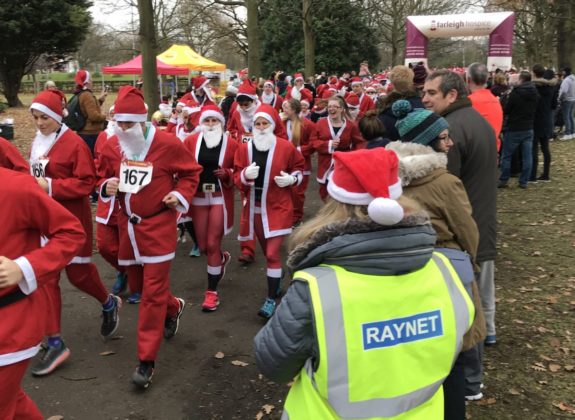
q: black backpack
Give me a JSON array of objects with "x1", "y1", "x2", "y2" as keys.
[{"x1": 63, "y1": 91, "x2": 87, "y2": 131}]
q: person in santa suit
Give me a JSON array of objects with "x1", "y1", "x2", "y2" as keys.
[
  {"x1": 0, "y1": 168, "x2": 85, "y2": 420},
  {"x1": 365, "y1": 84, "x2": 379, "y2": 103},
  {"x1": 228, "y1": 80, "x2": 287, "y2": 265},
  {"x1": 183, "y1": 106, "x2": 237, "y2": 312},
  {"x1": 299, "y1": 97, "x2": 312, "y2": 121},
  {"x1": 94, "y1": 106, "x2": 140, "y2": 304},
  {"x1": 175, "y1": 100, "x2": 202, "y2": 141},
  {"x1": 312, "y1": 95, "x2": 366, "y2": 201},
  {"x1": 97, "y1": 86, "x2": 201, "y2": 389},
  {"x1": 260, "y1": 80, "x2": 284, "y2": 113},
  {"x1": 282, "y1": 99, "x2": 316, "y2": 225},
  {"x1": 0, "y1": 136, "x2": 29, "y2": 172},
  {"x1": 181, "y1": 76, "x2": 216, "y2": 107},
  {"x1": 310, "y1": 89, "x2": 332, "y2": 123},
  {"x1": 350, "y1": 77, "x2": 376, "y2": 119},
  {"x1": 166, "y1": 100, "x2": 186, "y2": 134},
  {"x1": 285, "y1": 73, "x2": 313, "y2": 103},
  {"x1": 345, "y1": 92, "x2": 361, "y2": 121},
  {"x1": 234, "y1": 104, "x2": 305, "y2": 318},
  {"x1": 28, "y1": 89, "x2": 120, "y2": 377}
]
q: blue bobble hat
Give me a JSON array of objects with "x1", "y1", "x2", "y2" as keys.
[{"x1": 392, "y1": 99, "x2": 449, "y2": 145}]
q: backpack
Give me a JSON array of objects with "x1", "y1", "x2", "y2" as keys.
[{"x1": 63, "y1": 91, "x2": 87, "y2": 131}]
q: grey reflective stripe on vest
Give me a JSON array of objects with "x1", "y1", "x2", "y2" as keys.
[{"x1": 301, "y1": 256, "x2": 471, "y2": 419}]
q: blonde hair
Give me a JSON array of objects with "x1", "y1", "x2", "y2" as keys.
[
  {"x1": 389, "y1": 65, "x2": 415, "y2": 93},
  {"x1": 289, "y1": 196, "x2": 422, "y2": 251},
  {"x1": 286, "y1": 98, "x2": 302, "y2": 147}
]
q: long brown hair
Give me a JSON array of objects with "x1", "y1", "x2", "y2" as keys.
[{"x1": 286, "y1": 98, "x2": 303, "y2": 147}]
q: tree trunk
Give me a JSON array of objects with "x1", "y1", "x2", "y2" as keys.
[
  {"x1": 555, "y1": 0, "x2": 574, "y2": 69},
  {"x1": 303, "y1": 0, "x2": 315, "y2": 78},
  {"x1": 246, "y1": 0, "x2": 261, "y2": 78},
  {"x1": 0, "y1": 64, "x2": 25, "y2": 107},
  {"x1": 137, "y1": 0, "x2": 159, "y2": 119}
]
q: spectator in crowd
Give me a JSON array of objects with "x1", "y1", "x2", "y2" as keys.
[
  {"x1": 422, "y1": 69, "x2": 498, "y2": 401},
  {"x1": 530, "y1": 65, "x2": 556, "y2": 182},
  {"x1": 358, "y1": 109, "x2": 389, "y2": 149},
  {"x1": 74, "y1": 70, "x2": 108, "y2": 156},
  {"x1": 558, "y1": 67, "x2": 575, "y2": 140},
  {"x1": 498, "y1": 71, "x2": 539, "y2": 189},
  {"x1": 467, "y1": 63, "x2": 503, "y2": 152},
  {"x1": 490, "y1": 73, "x2": 509, "y2": 98},
  {"x1": 220, "y1": 85, "x2": 237, "y2": 126}
]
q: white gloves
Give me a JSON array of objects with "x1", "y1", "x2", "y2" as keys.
[
  {"x1": 244, "y1": 162, "x2": 260, "y2": 180},
  {"x1": 274, "y1": 171, "x2": 297, "y2": 188}
]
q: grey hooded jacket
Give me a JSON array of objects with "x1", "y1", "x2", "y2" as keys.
[{"x1": 253, "y1": 213, "x2": 436, "y2": 383}]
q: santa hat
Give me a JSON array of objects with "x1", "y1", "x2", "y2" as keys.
[
  {"x1": 176, "y1": 100, "x2": 186, "y2": 108},
  {"x1": 321, "y1": 89, "x2": 336, "y2": 100},
  {"x1": 327, "y1": 148, "x2": 404, "y2": 225},
  {"x1": 294, "y1": 73, "x2": 304, "y2": 82},
  {"x1": 199, "y1": 105, "x2": 225, "y2": 126},
  {"x1": 263, "y1": 80, "x2": 275, "y2": 88},
  {"x1": 253, "y1": 104, "x2": 278, "y2": 129},
  {"x1": 237, "y1": 79, "x2": 258, "y2": 101},
  {"x1": 365, "y1": 85, "x2": 377, "y2": 93},
  {"x1": 300, "y1": 88, "x2": 313, "y2": 105},
  {"x1": 239, "y1": 68, "x2": 249, "y2": 78},
  {"x1": 192, "y1": 76, "x2": 209, "y2": 91},
  {"x1": 350, "y1": 77, "x2": 363, "y2": 86},
  {"x1": 183, "y1": 99, "x2": 201, "y2": 115},
  {"x1": 75, "y1": 69, "x2": 90, "y2": 86},
  {"x1": 328, "y1": 76, "x2": 338, "y2": 85},
  {"x1": 345, "y1": 92, "x2": 360, "y2": 108},
  {"x1": 30, "y1": 89, "x2": 68, "y2": 123},
  {"x1": 114, "y1": 86, "x2": 148, "y2": 122}
]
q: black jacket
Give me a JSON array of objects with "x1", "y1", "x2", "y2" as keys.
[
  {"x1": 504, "y1": 82, "x2": 539, "y2": 132},
  {"x1": 378, "y1": 93, "x2": 424, "y2": 141},
  {"x1": 532, "y1": 78, "x2": 557, "y2": 138}
]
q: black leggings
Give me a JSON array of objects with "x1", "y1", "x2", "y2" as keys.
[{"x1": 531, "y1": 135, "x2": 551, "y2": 179}]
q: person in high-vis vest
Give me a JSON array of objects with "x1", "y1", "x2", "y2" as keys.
[{"x1": 254, "y1": 147, "x2": 476, "y2": 419}]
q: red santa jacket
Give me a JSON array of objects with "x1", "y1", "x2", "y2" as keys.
[
  {"x1": 283, "y1": 118, "x2": 316, "y2": 175},
  {"x1": 234, "y1": 137, "x2": 305, "y2": 240},
  {"x1": 0, "y1": 168, "x2": 84, "y2": 365},
  {"x1": 312, "y1": 118, "x2": 366, "y2": 183},
  {"x1": 260, "y1": 93, "x2": 284, "y2": 113},
  {"x1": 227, "y1": 109, "x2": 288, "y2": 143},
  {"x1": 183, "y1": 132, "x2": 237, "y2": 235},
  {"x1": 29, "y1": 126, "x2": 97, "y2": 261},
  {"x1": 94, "y1": 129, "x2": 120, "y2": 226},
  {"x1": 98, "y1": 125, "x2": 201, "y2": 265},
  {"x1": 358, "y1": 93, "x2": 376, "y2": 118},
  {"x1": 0, "y1": 137, "x2": 29, "y2": 173}
]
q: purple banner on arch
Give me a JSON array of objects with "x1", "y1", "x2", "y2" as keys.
[
  {"x1": 405, "y1": 18, "x2": 428, "y2": 60},
  {"x1": 488, "y1": 13, "x2": 515, "y2": 57}
]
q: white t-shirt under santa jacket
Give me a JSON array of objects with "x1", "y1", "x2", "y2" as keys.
[
  {"x1": 183, "y1": 131, "x2": 238, "y2": 235},
  {"x1": 29, "y1": 124, "x2": 97, "y2": 263},
  {"x1": 0, "y1": 169, "x2": 85, "y2": 366},
  {"x1": 97, "y1": 125, "x2": 202, "y2": 265},
  {"x1": 233, "y1": 136, "x2": 305, "y2": 241}
]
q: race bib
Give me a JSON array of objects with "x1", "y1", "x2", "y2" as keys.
[
  {"x1": 30, "y1": 158, "x2": 49, "y2": 178},
  {"x1": 241, "y1": 133, "x2": 253, "y2": 143},
  {"x1": 119, "y1": 160, "x2": 153, "y2": 194}
]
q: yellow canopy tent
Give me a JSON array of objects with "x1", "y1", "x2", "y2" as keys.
[{"x1": 157, "y1": 44, "x2": 226, "y2": 71}]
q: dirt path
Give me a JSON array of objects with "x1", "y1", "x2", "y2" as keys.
[{"x1": 5, "y1": 102, "x2": 574, "y2": 419}]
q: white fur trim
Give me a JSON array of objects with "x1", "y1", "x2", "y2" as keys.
[
  {"x1": 30, "y1": 103, "x2": 62, "y2": 123},
  {"x1": 114, "y1": 113, "x2": 147, "y2": 122},
  {"x1": 327, "y1": 176, "x2": 373, "y2": 205},
  {"x1": 267, "y1": 268, "x2": 282, "y2": 277},
  {"x1": 170, "y1": 190, "x2": 189, "y2": 213},
  {"x1": 14, "y1": 257, "x2": 37, "y2": 295},
  {"x1": 253, "y1": 112, "x2": 275, "y2": 128},
  {"x1": 200, "y1": 110, "x2": 225, "y2": 126},
  {"x1": 388, "y1": 179, "x2": 403, "y2": 200},
  {"x1": 0, "y1": 345, "x2": 41, "y2": 367},
  {"x1": 207, "y1": 265, "x2": 222, "y2": 275}
]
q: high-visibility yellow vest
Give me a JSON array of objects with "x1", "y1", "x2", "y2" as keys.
[{"x1": 282, "y1": 253, "x2": 474, "y2": 420}]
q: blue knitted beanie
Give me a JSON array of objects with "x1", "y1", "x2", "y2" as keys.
[{"x1": 392, "y1": 99, "x2": 449, "y2": 145}]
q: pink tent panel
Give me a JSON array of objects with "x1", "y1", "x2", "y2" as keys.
[{"x1": 102, "y1": 55, "x2": 188, "y2": 76}]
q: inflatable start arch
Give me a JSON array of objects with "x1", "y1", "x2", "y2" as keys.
[{"x1": 405, "y1": 12, "x2": 515, "y2": 71}]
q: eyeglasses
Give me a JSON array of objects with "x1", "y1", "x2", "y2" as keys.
[{"x1": 327, "y1": 105, "x2": 342, "y2": 109}]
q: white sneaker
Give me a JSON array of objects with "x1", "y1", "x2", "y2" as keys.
[
  {"x1": 465, "y1": 391, "x2": 484, "y2": 401},
  {"x1": 570, "y1": 134, "x2": 575, "y2": 140},
  {"x1": 559, "y1": 134, "x2": 572, "y2": 141}
]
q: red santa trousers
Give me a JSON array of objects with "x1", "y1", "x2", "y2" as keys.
[
  {"x1": 0, "y1": 359, "x2": 43, "y2": 420},
  {"x1": 318, "y1": 183, "x2": 328, "y2": 201},
  {"x1": 239, "y1": 189, "x2": 256, "y2": 259},
  {"x1": 291, "y1": 174, "x2": 310, "y2": 224},
  {"x1": 44, "y1": 263, "x2": 110, "y2": 336},
  {"x1": 253, "y1": 212, "x2": 284, "y2": 276},
  {"x1": 126, "y1": 261, "x2": 180, "y2": 362},
  {"x1": 96, "y1": 223, "x2": 125, "y2": 273},
  {"x1": 190, "y1": 194, "x2": 225, "y2": 270}
]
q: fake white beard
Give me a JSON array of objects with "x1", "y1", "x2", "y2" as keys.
[
  {"x1": 115, "y1": 123, "x2": 147, "y2": 158},
  {"x1": 202, "y1": 124, "x2": 223, "y2": 148},
  {"x1": 239, "y1": 104, "x2": 256, "y2": 131},
  {"x1": 291, "y1": 86, "x2": 302, "y2": 100},
  {"x1": 31, "y1": 130, "x2": 58, "y2": 161},
  {"x1": 105, "y1": 121, "x2": 116, "y2": 139},
  {"x1": 261, "y1": 92, "x2": 274, "y2": 104},
  {"x1": 253, "y1": 126, "x2": 276, "y2": 152}
]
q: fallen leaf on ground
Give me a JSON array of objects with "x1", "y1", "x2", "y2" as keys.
[
  {"x1": 513, "y1": 319, "x2": 525, "y2": 325},
  {"x1": 262, "y1": 404, "x2": 275, "y2": 414},
  {"x1": 531, "y1": 362, "x2": 547, "y2": 372},
  {"x1": 231, "y1": 360, "x2": 249, "y2": 367},
  {"x1": 549, "y1": 364, "x2": 562, "y2": 372},
  {"x1": 532, "y1": 251, "x2": 542, "y2": 256},
  {"x1": 564, "y1": 365, "x2": 575, "y2": 372},
  {"x1": 255, "y1": 411, "x2": 264, "y2": 420},
  {"x1": 99, "y1": 351, "x2": 115, "y2": 356},
  {"x1": 47, "y1": 416, "x2": 64, "y2": 420},
  {"x1": 538, "y1": 380, "x2": 548, "y2": 385},
  {"x1": 553, "y1": 401, "x2": 575, "y2": 413},
  {"x1": 509, "y1": 388, "x2": 521, "y2": 395},
  {"x1": 214, "y1": 351, "x2": 225, "y2": 359},
  {"x1": 476, "y1": 397, "x2": 497, "y2": 406},
  {"x1": 539, "y1": 355, "x2": 555, "y2": 362}
]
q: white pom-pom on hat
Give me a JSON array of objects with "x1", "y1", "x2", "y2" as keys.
[{"x1": 368, "y1": 197, "x2": 404, "y2": 225}]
